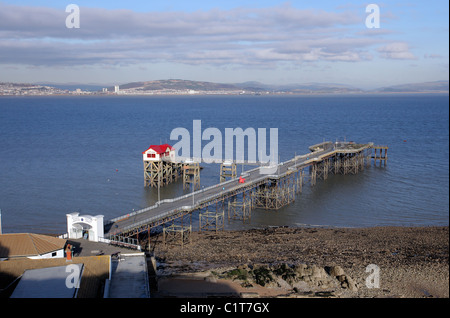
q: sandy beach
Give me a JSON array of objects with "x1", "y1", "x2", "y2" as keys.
[{"x1": 149, "y1": 226, "x2": 449, "y2": 298}]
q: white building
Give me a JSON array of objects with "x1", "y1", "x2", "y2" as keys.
[
  {"x1": 66, "y1": 212, "x2": 104, "y2": 242},
  {"x1": 114, "y1": 85, "x2": 120, "y2": 93},
  {"x1": 0, "y1": 233, "x2": 67, "y2": 260},
  {"x1": 142, "y1": 144, "x2": 176, "y2": 162}
]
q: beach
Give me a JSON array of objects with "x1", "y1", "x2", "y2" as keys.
[{"x1": 151, "y1": 226, "x2": 449, "y2": 298}]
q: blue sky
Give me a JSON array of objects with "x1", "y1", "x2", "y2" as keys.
[{"x1": 0, "y1": 1, "x2": 448, "y2": 88}]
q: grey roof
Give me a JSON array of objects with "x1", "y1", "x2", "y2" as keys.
[{"x1": 10, "y1": 263, "x2": 84, "y2": 298}]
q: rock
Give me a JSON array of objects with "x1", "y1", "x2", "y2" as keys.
[
  {"x1": 315, "y1": 291, "x2": 336, "y2": 297},
  {"x1": 346, "y1": 276, "x2": 358, "y2": 291},
  {"x1": 273, "y1": 263, "x2": 297, "y2": 283},
  {"x1": 337, "y1": 275, "x2": 346, "y2": 282},
  {"x1": 327, "y1": 265, "x2": 345, "y2": 277},
  {"x1": 294, "y1": 290, "x2": 314, "y2": 297},
  {"x1": 204, "y1": 275, "x2": 217, "y2": 283},
  {"x1": 302, "y1": 266, "x2": 313, "y2": 277},
  {"x1": 336, "y1": 274, "x2": 358, "y2": 291},
  {"x1": 240, "y1": 281, "x2": 253, "y2": 288},
  {"x1": 311, "y1": 265, "x2": 327, "y2": 279},
  {"x1": 275, "y1": 276, "x2": 292, "y2": 289},
  {"x1": 217, "y1": 262, "x2": 358, "y2": 294},
  {"x1": 225, "y1": 268, "x2": 248, "y2": 280},
  {"x1": 293, "y1": 264, "x2": 308, "y2": 277},
  {"x1": 292, "y1": 281, "x2": 310, "y2": 292},
  {"x1": 250, "y1": 265, "x2": 275, "y2": 287}
]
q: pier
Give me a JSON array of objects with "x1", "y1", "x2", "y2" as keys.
[{"x1": 103, "y1": 141, "x2": 388, "y2": 247}]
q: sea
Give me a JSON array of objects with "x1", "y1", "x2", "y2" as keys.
[{"x1": 0, "y1": 94, "x2": 448, "y2": 234}]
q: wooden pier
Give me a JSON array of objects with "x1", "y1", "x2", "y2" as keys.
[
  {"x1": 372, "y1": 145, "x2": 388, "y2": 165},
  {"x1": 105, "y1": 141, "x2": 388, "y2": 247}
]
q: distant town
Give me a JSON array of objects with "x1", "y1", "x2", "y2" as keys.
[
  {"x1": 1, "y1": 79, "x2": 448, "y2": 96},
  {"x1": 0, "y1": 81, "x2": 264, "y2": 96}
]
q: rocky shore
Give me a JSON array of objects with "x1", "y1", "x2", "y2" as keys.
[{"x1": 151, "y1": 226, "x2": 449, "y2": 298}]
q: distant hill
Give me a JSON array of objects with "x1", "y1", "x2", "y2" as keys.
[
  {"x1": 115, "y1": 79, "x2": 365, "y2": 94},
  {"x1": 4, "y1": 79, "x2": 447, "y2": 95},
  {"x1": 374, "y1": 80, "x2": 449, "y2": 93},
  {"x1": 270, "y1": 82, "x2": 363, "y2": 94},
  {"x1": 115, "y1": 79, "x2": 449, "y2": 94},
  {"x1": 116, "y1": 79, "x2": 238, "y2": 92}
]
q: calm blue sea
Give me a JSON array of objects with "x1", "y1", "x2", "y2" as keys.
[{"x1": 0, "y1": 94, "x2": 448, "y2": 234}]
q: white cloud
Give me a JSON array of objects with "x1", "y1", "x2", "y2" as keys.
[
  {"x1": 0, "y1": 2, "x2": 422, "y2": 76},
  {"x1": 424, "y1": 53, "x2": 444, "y2": 59},
  {"x1": 377, "y1": 42, "x2": 417, "y2": 60},
  {"x1": 0, "y1": 3, "x2": 383, "y2": 67}
]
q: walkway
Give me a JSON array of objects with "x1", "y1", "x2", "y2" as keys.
[
  {"x1": 104, "y1": 141, "x2": 378, "y2": 237},
  {"x1": 107, "y1": 254, "x2": 150, "y2": 298}
]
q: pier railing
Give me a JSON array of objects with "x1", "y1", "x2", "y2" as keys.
[
  {"x1": 105, "y1": 141, "x2": 382, "y2": 236},
  {"x1": 106, "y1": 162, "x2": 266, "y2": 226},
  {"x1": 100, "y1": 235, "x2": 141, "y2": 251}
]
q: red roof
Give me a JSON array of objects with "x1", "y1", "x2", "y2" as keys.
[{"x1": 143, "y1": 144, "x2": 174, "y2": 154}]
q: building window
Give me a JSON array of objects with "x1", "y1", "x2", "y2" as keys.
[{"x1": 52, "y1": 252, "x2": 57, "y2": 257}]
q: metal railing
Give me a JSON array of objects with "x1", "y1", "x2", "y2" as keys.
[
  {"x1": 106, "y1": 142, "x2": 375, "y2": 233},
  {"x1": 101, "y1": 235, "x2": 141, "y2": 251}
]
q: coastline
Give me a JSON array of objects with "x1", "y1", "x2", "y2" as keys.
[
  {"x1": 1, "y1": 91, "x2": 448, "y2": 97},
  {"x1": 150, "y1": 225, "x2": 449, "y2": 298}
]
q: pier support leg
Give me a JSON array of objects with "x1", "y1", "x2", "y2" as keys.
[
  {"x1": 220, "y1": 162, "x2": 237, "y2": 183},
  {"x1": 296, "y1": 169, "x2": 304, "y2": 194},
  {"x1": 310, "y1": 163, "x2": 317, "y2": 186},
  {"x1": 199, "y1": 210, "x2": 225, "y2": 232},
  {"x1": 372, "y1": 146, "x2": 388, "y2": 166},
  {"x1": 163, "y1": 222, "x2": 192, "y2": 247},
  {"x1": 144, "y1": 160, "x2": 182, "y2": 188},
  {"x1": 228, "y1": 193, "x2": 252, "y2": 223},
  {"x1": 183, "y1": 162, "x2": 200, "y2": 190}
]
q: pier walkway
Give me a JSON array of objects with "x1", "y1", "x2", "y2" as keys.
[
  {"x1": 107, "y1": 254, "x2": 150, "y2": 298},
  {"x1": 104, "y1": 141, "x2": 387, "y2": 239}
]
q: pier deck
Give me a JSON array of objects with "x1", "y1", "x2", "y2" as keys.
[{"x1": 104, "y1": 141, "x2": 386, "y2": 239}]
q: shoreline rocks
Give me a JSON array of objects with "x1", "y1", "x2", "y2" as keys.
[
  {"x1": 152, "y1": 226, "x2": 449, "y2": 298},
  {"x1": 209, "y1": 263, "x2": 358, "y2": 296}
]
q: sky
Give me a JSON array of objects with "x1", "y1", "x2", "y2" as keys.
[{"x1": 0, "y1": 1, "x2": 448, "y2": 89}]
